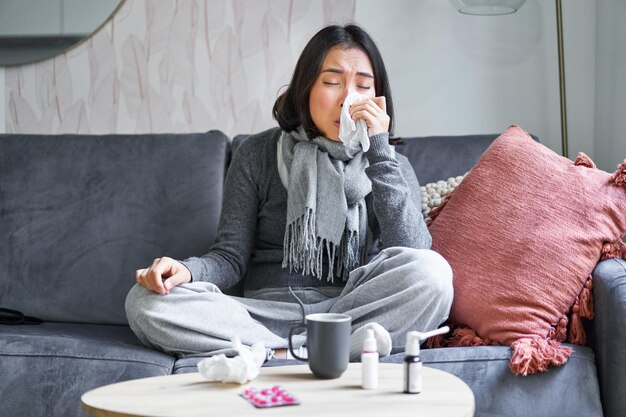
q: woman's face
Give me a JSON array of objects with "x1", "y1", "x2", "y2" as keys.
[{"x1": 309, "y1": 46, "x2": 375, "y2": 141}]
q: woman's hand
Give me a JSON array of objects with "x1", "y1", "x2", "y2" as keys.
[
  {"x1": 135, "y1": 257, "x2": 191, "y2": 294},
  {"x1": 349, "y1": 96, "x2": 390, "y2": 137}
]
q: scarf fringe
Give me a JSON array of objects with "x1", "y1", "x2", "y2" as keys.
[
  {"x1": 282, "y1": 208, "x2": 316, "y2": 274},
  {"x1": 336, "y1": 228, "x2": 360, "y2": 280},
  {"x1": 282, "y1": 209, "x2": 362, "y2": 282}
]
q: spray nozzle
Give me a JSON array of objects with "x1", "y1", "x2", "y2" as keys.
[
  {"x1": 409, "y1": 326, "x2": 450, "y2": 341},
  {"x1": 405, "y1": 326, "x2": 450, "y2": 356},
  {"x1": 363, "y1": 328, "x2": 377, "y2": 353}
]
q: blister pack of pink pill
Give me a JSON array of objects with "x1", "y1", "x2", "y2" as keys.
[{"x1": 240, "y1": 385, "x2": 300, "y2": 408}]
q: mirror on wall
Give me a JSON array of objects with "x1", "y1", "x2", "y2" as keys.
[{"x1": 0, "y1": 0, "x2": 124, "y2": 66}]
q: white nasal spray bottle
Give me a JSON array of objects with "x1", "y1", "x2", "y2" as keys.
[
  {"x1": 403, "y1": 326, "x2": 450, "y2": 394},
  {"x1": 361, "y1": 329, "x2": 379, "y2": 389}
]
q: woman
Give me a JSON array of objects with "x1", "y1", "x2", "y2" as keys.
[{"x1": 125, "y1": 24, "x2": 453, "y2": 360}]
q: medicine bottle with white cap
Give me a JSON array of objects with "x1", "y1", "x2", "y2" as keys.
[{"x1": 361, "y1": 329, "x2": 379, "y2": 389}]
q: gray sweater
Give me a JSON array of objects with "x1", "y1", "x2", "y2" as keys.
[{"x1": 181, "y1": 127, "x2": 431, "y2": 293}]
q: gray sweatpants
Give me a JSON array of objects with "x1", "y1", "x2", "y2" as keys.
[{"x1": 125, "y1": 247, "x2": 453, "y2": 358}]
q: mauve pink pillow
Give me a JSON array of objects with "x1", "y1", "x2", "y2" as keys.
[{"x1": 428, "y1": 125, "x2": 626, "y2": 375}]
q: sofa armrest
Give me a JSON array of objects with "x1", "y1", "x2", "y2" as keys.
[{"x1": 591, "y1": 258, "x2": 626, "y2": 417}]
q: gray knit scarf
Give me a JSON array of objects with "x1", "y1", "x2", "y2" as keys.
[{"x1": 278, "y1": 128, "x2": 372, "y2": 282}]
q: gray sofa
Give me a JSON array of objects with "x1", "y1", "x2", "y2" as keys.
[{"x1": 1, "y1": 131, "x2": 623, "y2": 417}]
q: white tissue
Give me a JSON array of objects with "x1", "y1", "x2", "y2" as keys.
[
  {"x1": 339, "y1": 92, "x2": 370, "y2": 152},
  {"x1": 197, "y1": 337, "x2": 266, "y2": 384}
]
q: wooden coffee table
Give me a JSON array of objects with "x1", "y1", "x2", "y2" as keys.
[{"x1": 82, "y1": 363, "x2": 475, "y2": 417}]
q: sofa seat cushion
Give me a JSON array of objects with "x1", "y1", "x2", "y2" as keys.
[
  {"x1": 0, "y1": 322, "x2": 174, "y2": 417},
  {"x1": 174, "y1": 345, "x2": 601, "y2": 417},
  {"x1": 173, "y1": 356, "x2": 296, "y2": 374},
  {"x1": 406, "y1": 345, "x2": 601, "y2": 417}
]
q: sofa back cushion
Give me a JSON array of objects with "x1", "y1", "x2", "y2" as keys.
[
  {"x1": 394, "y1": 134, "x2": 499, "y2": 184},
  {"x1": 0, "y1": 131, "x2": 229, "y2": 324},
  {"x1": 233, "y1": 133, "x2": 501, "y2": 185}
]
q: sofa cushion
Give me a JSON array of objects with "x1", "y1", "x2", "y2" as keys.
[
  {"x1": 172, "y1": 345, "x2": 601, "y2": 417},
  {"x1": 233, "y1": 133, "x2": 499, "y2": 186},
  {"x1": 591, "y1": 258, "x2": 626, "y2": 417},
  {"x1": 172, "y1": 356, "x2": 297, "y2": 374},
  {"x1": 428, "y1": 125, "x2": 626, "y2": 375},
  {"x1": 0, "y1": 131, "x2": 229, "y2": 324},
  {"x1": 412, "y1": 345, "x2": 601, "y2": 417},
  {"x1": 0, "y1": 322, "x2": 174, "y2": 417},
  {"x1": 394, "y1": 134, "x2": 498, "y2": 184}
]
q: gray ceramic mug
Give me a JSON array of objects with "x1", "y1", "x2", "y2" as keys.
[{"x1": 288, "y1": 313, "x2": 352, "y2": 379}]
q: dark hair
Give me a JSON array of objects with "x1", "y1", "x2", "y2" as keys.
[{"x1": 273, "y1": 24, "x2": 394, "y2": 138}]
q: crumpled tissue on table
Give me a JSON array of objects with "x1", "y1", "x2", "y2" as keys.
[
  {"x1": 197, "y1": 337, "x2": 266, "y2": 384},
  {"x1": 339, "y1": 92, "x2": 370, "y2": 152}
]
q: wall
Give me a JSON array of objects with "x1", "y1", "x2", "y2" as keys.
[
  {"x1": 0, "y1": 67, "x2": 4, "y2": 131},
  {"x1": 595, "y1": 0, "x2": 626, "y2": 172},
  {"x1": 564, "y1": 0, "x2": 596, "y2": 162},
  {"x1": 4, "y1": 0, "x2": 356, "y2": 136},
  {"x1": 355, "y1": 0, "x2": 595, "y2": 159},
  {"x1": 0, "y1": 0, "x2": 607, "y2": 165}
]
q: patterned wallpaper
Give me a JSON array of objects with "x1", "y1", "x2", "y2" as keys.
[{"x1": 5, "y1": 0, "x2": 356, "y2": 136}]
